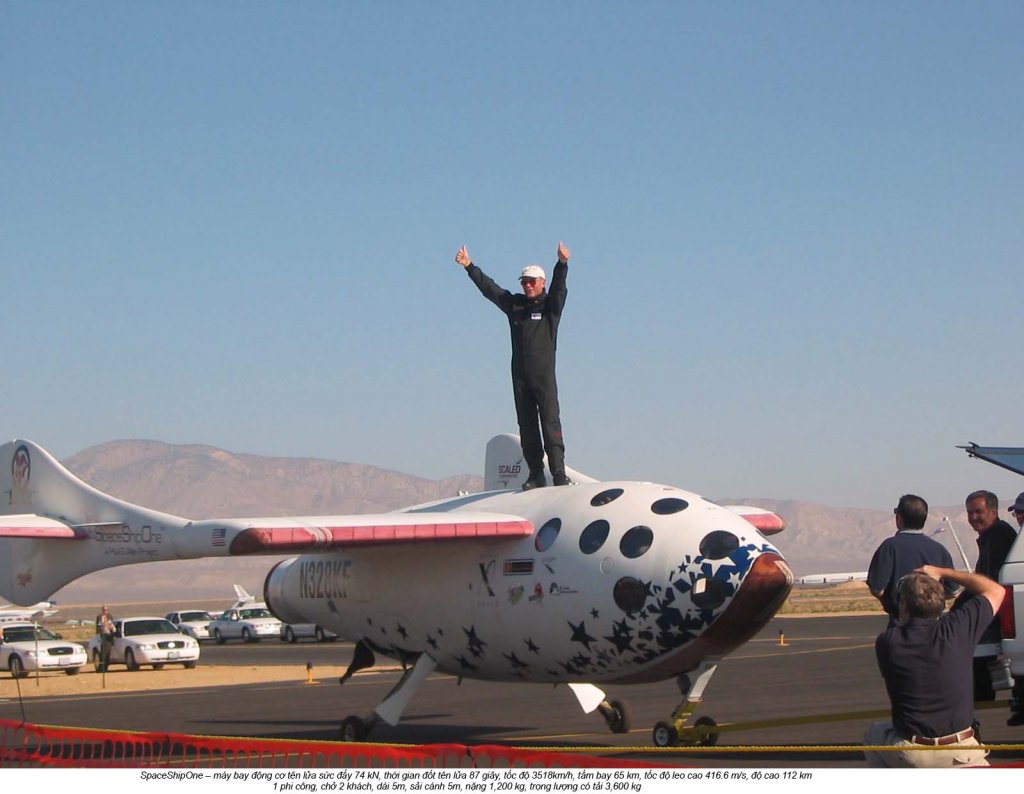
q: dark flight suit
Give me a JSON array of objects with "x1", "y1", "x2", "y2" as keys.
[{"x1": 466, "y1": 260, "x2": 568, "y2": 484}]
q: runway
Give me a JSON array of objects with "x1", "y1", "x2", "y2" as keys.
[{"x1": 3, "y1": 614, "x2": 1023, "y2": 766}]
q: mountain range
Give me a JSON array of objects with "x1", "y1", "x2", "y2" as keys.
[{"x1": 48, "y1": 440, "x2": 981, "y2": 604}]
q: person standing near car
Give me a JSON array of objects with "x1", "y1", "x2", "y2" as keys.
[
  {"x1": 96, "y1": 605, "x2": 115, "y2": 672},
  {"x1": 456, "y1": 241, "x2": 572, "y2": 490}
]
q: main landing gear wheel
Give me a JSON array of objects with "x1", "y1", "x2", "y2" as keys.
[
  {"x1": 687, "y1": 716, "x2": 719, "y2": 746},
  {"x1": 340, "y1": 716, "x2": 372, "y2": 742},
  {"x1": 652, "y1": 721, "x2": 678, "y2": 748},
  {"x1": 598, "y1": 699, "x2": 632, "y2": 734},
  {"x1": 653, "y1": 716, "x2": 719, "y2": 747}
]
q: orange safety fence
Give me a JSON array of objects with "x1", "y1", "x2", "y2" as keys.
[{"x1": 0, "y1": 718, "x2": 655, "y2": 769}]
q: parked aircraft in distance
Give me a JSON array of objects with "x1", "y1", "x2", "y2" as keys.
[
  {"x1": 0, "y1": 599, "x2": 58, "y2": 624},
  {"x1": 0, "y1": 434, "x2": 792, "y2": 746}
]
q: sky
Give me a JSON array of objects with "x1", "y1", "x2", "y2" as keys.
[{"x1": 3, "y1": 2, "x2": 1022, "y2": 511}]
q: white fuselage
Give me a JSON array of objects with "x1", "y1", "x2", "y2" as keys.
[{"x1": 265, "y1": 481, "x2": 790, "y2": 685}]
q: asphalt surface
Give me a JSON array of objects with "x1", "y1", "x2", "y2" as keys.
[{"x1": 3, "y1": 614, "x2": 1024, "y2": 767}]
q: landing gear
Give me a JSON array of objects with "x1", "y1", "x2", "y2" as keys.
[
  {"x1": 567, "y1": 682, "x2": 633, "y2": 735},
  {"x1": 597, "y1": 699, "x2": 632, "y2": 734},
  {"x1": 650, "y1": 660, "x2": 721, "y2": 747},
  {"x1": 340, "y1": 715, "x2": 377, "y2": 742},
  {"x1": 337, "y1": 645, "x2": 438, "y2": 743}
]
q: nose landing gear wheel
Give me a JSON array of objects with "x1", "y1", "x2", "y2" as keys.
[{"x1": 598, "y1": 699, "x2": 632, "y2": 734}]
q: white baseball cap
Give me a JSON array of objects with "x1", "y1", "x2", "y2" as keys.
[{"x1": 520, "y1": 265, "x2": 545, "y2": 281}]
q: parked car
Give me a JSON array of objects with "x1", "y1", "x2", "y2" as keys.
[
  {"x1": 1, "y1": 622, "x2": 87, "y2": 678},
  {"x1": 87, "y1": 617, "x2": 200, "y2": 671},
  {"x1": 209, "y1": 604, "x2": 281, "y2": 643},
  {"x1": 165, "y1": 610, "x2": 215, "y2": 641},
  {"x1": 280, "y1": 623, "x2": 338, "y2": 643}
]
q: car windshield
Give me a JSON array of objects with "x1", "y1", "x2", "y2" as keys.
[
  {"x1": 2, "y1": 626, "x2": 59, "y2": 642},
  {"x1": 179, "y1": 611, "x2": 213, "y2": 622},
  {"x1": 239, "y1": 608, "x2": 271, "y2": 619},
  {"x1": 122, "y1": 619, "x2": 178, "y2": 636}
]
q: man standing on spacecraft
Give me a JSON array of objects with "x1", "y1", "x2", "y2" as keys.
[{"x1": 456, "y1": 241, "x2": 571, "y2": 490}]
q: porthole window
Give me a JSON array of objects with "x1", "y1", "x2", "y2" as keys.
[
  {"x1": 613, "y1": 577, "x2": 648, "y2": 612},
  {"x1": 651, "y1": 497, "x2": 689, "y2": 515},
  {"x1": 691, "y1": 576, "x2": 729, "y2": 610},
  {"x1": 591, "y1": 489, "x2": 624, "y2": 507},
  {"x1": 620, "y1": 526, "x2": 654, "y2": 559},
  {"x1": 579, "y1": 519, "x2": 610, "y2": 554},
  {"x1": 699, "y1": 531, "x2": 739, "y2": 560},
  {"x1": 535, "y1": 518, "x2": 561, "y2": 552}
]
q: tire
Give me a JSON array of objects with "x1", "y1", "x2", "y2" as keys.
[
  {"x1": 152, "y1": 663, "x2": 164, "y2": 670},
  {"x1": 65, "y1": 667, "x2": 81, "y2": 676},
  {"x1": 242, "y1": 628, "x2": 254, "y2": 643},
  {"x1": 125, "y1": 648, "x2": 140, "y2": 672},
  {"x1": 315, "y1": 626, "x2": 326, "y2": 643},
  {"x1": 214, "y1": 628, "x2": 225, "y2": 645},
  {"x1": 603, "y1": 699, "x2": 632, "y2": 734},
  {"x1": 694, "y1": 716, "x2": 719, "y2": 746},
  {"x1": 652, "y1": 720, "x2": 678, "y2": 748},
  {"x1": 340, "y1": 716, "x2": 369, "y2": 742},
  {"x1": 183, "y1": 660, "x2": 197, "y2": 669},
  {"x1": 284, "y1": 627, "x2": 296, "y2": 644},
  {"x1": 9, "y1": 655, "x2": 27, "y2": 679}
]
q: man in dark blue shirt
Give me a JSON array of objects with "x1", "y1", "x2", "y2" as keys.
[
  {"x1": 864, "y1": 565, "x2": 1004, "y2": 767},
  {"x1": 867, "y1": 494, "x2": 957, "y2": 624}
]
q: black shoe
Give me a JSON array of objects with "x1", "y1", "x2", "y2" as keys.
[
  {"x1": 1008, "y1": 712, "x2": 1024, "y2": 726},
  {"x1": 552, "y1": 473, "x2": 572, "y2": 486},
  {"x1": 522, "y1": 476, "x2": 546, "y2": 491}
]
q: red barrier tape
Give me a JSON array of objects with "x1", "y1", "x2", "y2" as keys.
[{"x1": 0, "y1": 719, "x2": 652, "y2": 768}]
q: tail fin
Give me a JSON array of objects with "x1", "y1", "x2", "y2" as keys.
[
  {"x1": 483, "y1": 434, "x2": 596, "y2": 490},
  {"x1": 0, "y1": 439, "x2": 189, "y2": 604}
]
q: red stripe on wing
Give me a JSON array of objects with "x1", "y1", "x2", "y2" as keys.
[
  {"x1": 740, "y1": 513, "x2": 786, "y2": 535},
  {"x1": 229, "y1": 519, "x2": 534, "y2": 555}
]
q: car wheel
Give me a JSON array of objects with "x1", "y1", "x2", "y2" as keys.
[
  {"x1": 214, "y1": 628, "x2": 225, "y2": 644},
  {"x1": 242, "y1": 627, "x2": 254, "y2": 643},
  {"x1": 152, "y1": 663, "x2": 164, "y2": 670},
  {"x1": 315, "y1": 626, "x2": 326, "y2": 643},
  {"x1": 183, "y1": 660, "x2": 197, "y2": 669},
  {"x1": 9, "y1": 655, "x2": 27, "y2": 679},
  {"x1": 125, "y1": 648, "x2": 140, "y2": 672},
  {"x1": 65, "y1": 667, "x2": 81, "y2": 676},
  {"x1": 284, "y1": 626, "x2": 296, "y2": 643}
]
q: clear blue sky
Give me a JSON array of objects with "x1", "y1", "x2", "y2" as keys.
[{"x1": 3, "y1": 3, "x2": 1022, "y2": 510}]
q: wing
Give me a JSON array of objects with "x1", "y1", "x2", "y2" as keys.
[
  {"x1": 960, "y1": 443, "x2": 1024, "y2": 477},
  {"x1": 0, "y1": 514, "x2": 88, "y2": 539},
  {"x1": 724, "y1": 505, "x2": 786, "y2": 535},
  {"x1": 203, "y1": 511, "x2": 535, "y2": 555}
]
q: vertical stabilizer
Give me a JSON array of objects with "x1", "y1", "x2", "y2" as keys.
[{"x1": 484, "y1": 434, "x2": 596, "y2": 490}]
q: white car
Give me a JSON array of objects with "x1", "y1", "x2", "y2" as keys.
[
  {"x1": 87, "y1": 617, "x2": 200, "y2": 671},
  {"x1": 280, "y1": 623, "x2": 338, "y2": 643},
  {"x1": 1, "y1": 622, "x2": 87, "y2": 678},
  {"x1": 209, "y1": 604, "x2": 282, "y2": 643},
  {"x1": 165, "y1": 610, "x2": 215, "y2": 641}
]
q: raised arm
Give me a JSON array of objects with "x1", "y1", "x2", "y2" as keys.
[{"x1": 918, "y1": 565, "x2": 1004, "y2": 614}]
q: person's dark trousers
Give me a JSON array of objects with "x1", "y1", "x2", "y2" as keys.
[
  {"x1": 513, "y1": 372, "x2": 565, "y2": 481},
  {"x1": 973, "y1": 655, "x2": 997, "y2": 702}
]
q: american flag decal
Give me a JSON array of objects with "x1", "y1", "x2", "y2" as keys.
[{"x1": 212, "y1": 527, "x2": 226, "y2": 547}]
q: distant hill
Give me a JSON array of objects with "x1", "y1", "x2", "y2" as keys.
[{"x1": 49, "y1": 441, "x2": 979, "y2": 605}]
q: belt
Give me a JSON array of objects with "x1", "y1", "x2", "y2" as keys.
[{"x1": 909, "y1": 727, "x2": 975, "y2": 746}]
